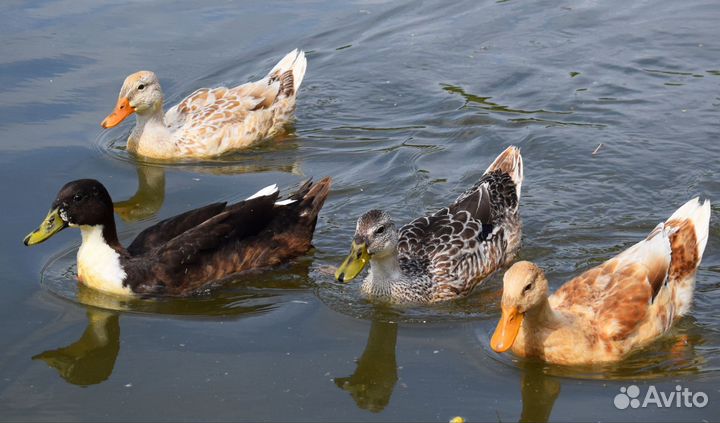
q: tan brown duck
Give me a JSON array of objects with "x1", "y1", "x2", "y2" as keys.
[{"x1": 491, "y1": 198, "x2": 711, "y2": 365}]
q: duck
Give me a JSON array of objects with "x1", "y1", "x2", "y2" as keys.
[
  {"x1": 24, "y1": 177, "x2": 332, "y2": 296},
  {"x1": 101, "y1": 49, "x2": 307, "y2": 159},
  {"x1": 335, "y1": 146, "x2": 524, "y2": 304},
  {"x1": 490, "y1": 198, "x2": 711, "y2": 365}
]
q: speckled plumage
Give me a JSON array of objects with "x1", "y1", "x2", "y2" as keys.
[
  {"x1": 104, "y1": 50, "x2": 307, "y2": 159},
  {"x1": 352, "y1": 146, "x2": 524, "y2": 304}
]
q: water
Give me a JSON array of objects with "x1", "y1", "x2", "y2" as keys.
[{"x1": 1, "y1": 0, "x2": 719, "y2": 421}]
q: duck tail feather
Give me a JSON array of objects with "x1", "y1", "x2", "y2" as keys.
[
  {"x1": 267, "y1": 49, "x2": 307, "y2": 97},
  {"x1": 484, "y1": 145, "x2": 523, "y2": 200},
  {"x1": 665, "y1": 197, "x2": 711, "y2": 267}
]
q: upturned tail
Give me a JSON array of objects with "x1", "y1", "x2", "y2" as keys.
[
  {"x1": 267, "y1": 49, "x2": 307, "y2": 98},
  {"x1": 664, "y1": 197, "x2": 711, "y2": 283},
  {"x1": 484, "y1": 145, "x2": 523, "y2": 200}
]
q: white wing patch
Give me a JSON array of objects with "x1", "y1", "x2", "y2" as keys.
[
  {"x1": 275, "y1": 198, "x2": 297, "y2": 206},
  {"x1": 246, "y1": 184, "x2": 278, "y2": 200}
]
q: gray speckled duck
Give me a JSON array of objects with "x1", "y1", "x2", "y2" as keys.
[{"x1": 336, "y1": 146, "x2": 523, "y2": 304}]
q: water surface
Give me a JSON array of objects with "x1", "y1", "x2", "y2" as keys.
[{"x1": 1, "y1": 0, "x2": 719, "y2": 421}]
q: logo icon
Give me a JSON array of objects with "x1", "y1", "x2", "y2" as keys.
[{"x1": 614, "y1": 385, "x2": 641, "y2": 409}]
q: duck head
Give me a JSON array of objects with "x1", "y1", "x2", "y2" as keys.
[
  {"x1": 101, "y1": 71, "x2": 164, "y2": 128},
  {"x1": 336, "y1": 210, "x2": 399, "y2": 283},
  {"x1": 491, "y1": 261, "x2": 549, "y2": 353},
  {"x1": 24, "y1": 179, "x2": 116, "y2": 246}
]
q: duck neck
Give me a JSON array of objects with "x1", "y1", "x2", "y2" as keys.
[
  {"x1": 524, "y1": 296, "x2": 561, "y2": 329},
  {"x1": 89, "y1": 216, "x2": 124, "y2": 254},
  {"x1": 76, "y1": 225, "x2": 130, "y2": 296},
  {"x1": 130, "y1": 104, "x2": 169, "y2": 149},
  {"x1": 364, "y1": 251, "x2": 402, "y2": 297}
]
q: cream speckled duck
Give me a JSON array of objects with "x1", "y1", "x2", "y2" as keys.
[
  {"x1": 335, "y1": 146, "x2": 524, "y2": 304},
  {"x1": 101, "y1": 49, "x2": 307, "y2": 159},
  {"x1": 24, "y1": 177, "x2": 331, "y2": 296},
  {"x1": 491, "y1": 198, "x2": 711, "y2": 365}
]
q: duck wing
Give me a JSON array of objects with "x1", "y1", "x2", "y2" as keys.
[
  {"x1": 397, "y1": 147, "x2": 523, "y2": 299},
  {"x1": 127, "y1": 202, "x2": 227, "y2": 256},
  {"x1": 126, "y1": 178, "x2": 331, "y2": 296},
  {"x1": 127, "y1": 192, "x2": 280, "y2": 294},
  {"x1": 551, "y1": 198, "x2": 710, "y2": 343},
  {"x1": 195, "y1": 177, "x2": 331, "y2": 274},
  {"x1": 163, "y1": 50, "x2": 307, "y2": 156},
  {"x1": 165, "y1": 84, "x2": 277, "y2": 131},
  {"x1": 398, "y1": 206, "x2": 505, "y2": 299}
]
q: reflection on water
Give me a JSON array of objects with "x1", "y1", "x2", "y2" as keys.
[
  {"x1": 32, "y1": 306, "x2": 120, "y2": 386},
  {"x1": 442, "y1": 84, "x2": 571, "y2": 115},
  {"x1": 111, "y1": 142, "x2": 305, "y2": 223},
  {"x1": 518, "y1": 362, "x2": 561, "y2": 423},
  {"x1": 510, "y1": 339, "x2": 705, "y2": 423},
  {"x1": 511, "y1": 333, "x2": 705, "y2": 423},
  {"x1": 334, "y1": 318, "x2": 399, "y2": 413},
  {"x1": 113, "y1": 164, "x2": 166, "y2": 222},
  {"x1": 441, "y1": 84, "x2": 606, "y2": 128},
  {"x1": 4, "y1": 0, "x2": 720, "y2": 420}
]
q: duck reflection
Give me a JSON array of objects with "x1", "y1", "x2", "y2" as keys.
[
  {"x1": 32, "y1": 306, "x2": 120, "y2": 386},
  {"x1": 113, "y1": 164, "x2": 165, "y2": 222},
  {"x1": 334, "y1": 319, "x2": 399, "y2": 413},
  {"x1": 517, "y1": 362, "x2": 561, "y2": 423},
  {"x1": 112, "y1": 152, "x2": 304, "y2": 223}
]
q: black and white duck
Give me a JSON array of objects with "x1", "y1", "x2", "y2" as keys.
[
  {"x1": 24, "y1": 177, "x2": 331, "y2": 296},
  {"x1": 335, "y1": 146, "x2": 523, "y2": 304}
]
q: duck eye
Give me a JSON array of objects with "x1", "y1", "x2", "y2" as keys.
[
  {"x1": 138, "y1": 84, "x2": 145, "y2": 91},
  {"x1": 73, "y1": 193, "x2": 83, "y2": 202},
  {"x1": 522, "y1": 282, "x2": 533, "y2": 294},
  {"x1": 375, "y1": 226, "x2": 385, "y2": 235}
]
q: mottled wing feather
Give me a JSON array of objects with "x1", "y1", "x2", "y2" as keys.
[
  {"x1": 396, "y1": 170, "x2": 520, "y2": 298},
  {"x1": 552, "y1": 225, "x2": 672, "y2": 341},
  {"x1": 400, "y1": 212, "x2": 507, "y2": 296},
  {"x1": 453, "y1": 171, "x2": 519, "y2": 222},
  {"x1": 163, "y1": 80, "x2": 285, "y2": 156}
]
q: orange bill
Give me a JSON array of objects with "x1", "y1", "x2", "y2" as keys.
[
  {"x1": 490, "y1": 305, "x2": 524, "y2": 353},
  {"x1": 101, "y1": 97, "x2": 134, "y2": 128}
]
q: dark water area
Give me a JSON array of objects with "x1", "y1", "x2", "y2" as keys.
[{"x1": 1, "y1": 0, "x2": 719, "y2": 421}]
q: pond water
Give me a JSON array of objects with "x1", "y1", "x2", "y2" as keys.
[{"x1": 1, "y1": 0, "x2": 719, "y2": 421}]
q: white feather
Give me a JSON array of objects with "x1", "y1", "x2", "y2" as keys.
[
  {"x1": 275, "y1": 198, "x2": 296, "y2": 206},
  {"x1": 76, "y1": 225, "x2": 131, "y2": 296},
  {"x1": 246, "y1": 184, "x2": 278, "y2": 200}
]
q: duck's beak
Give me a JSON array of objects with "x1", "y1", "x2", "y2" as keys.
[
  {"x1": 490, "y1": 305, "x2": 524, "y2": 353},
  {"x1": 335, "y1": 239, "x2": 370, "y2": 283},
  {"x1": 24, "y1": 208, "x2": 67, "y2": 246},
  {"x1": 101, "y1": 97, "x2": 134, "y2": 128}
]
